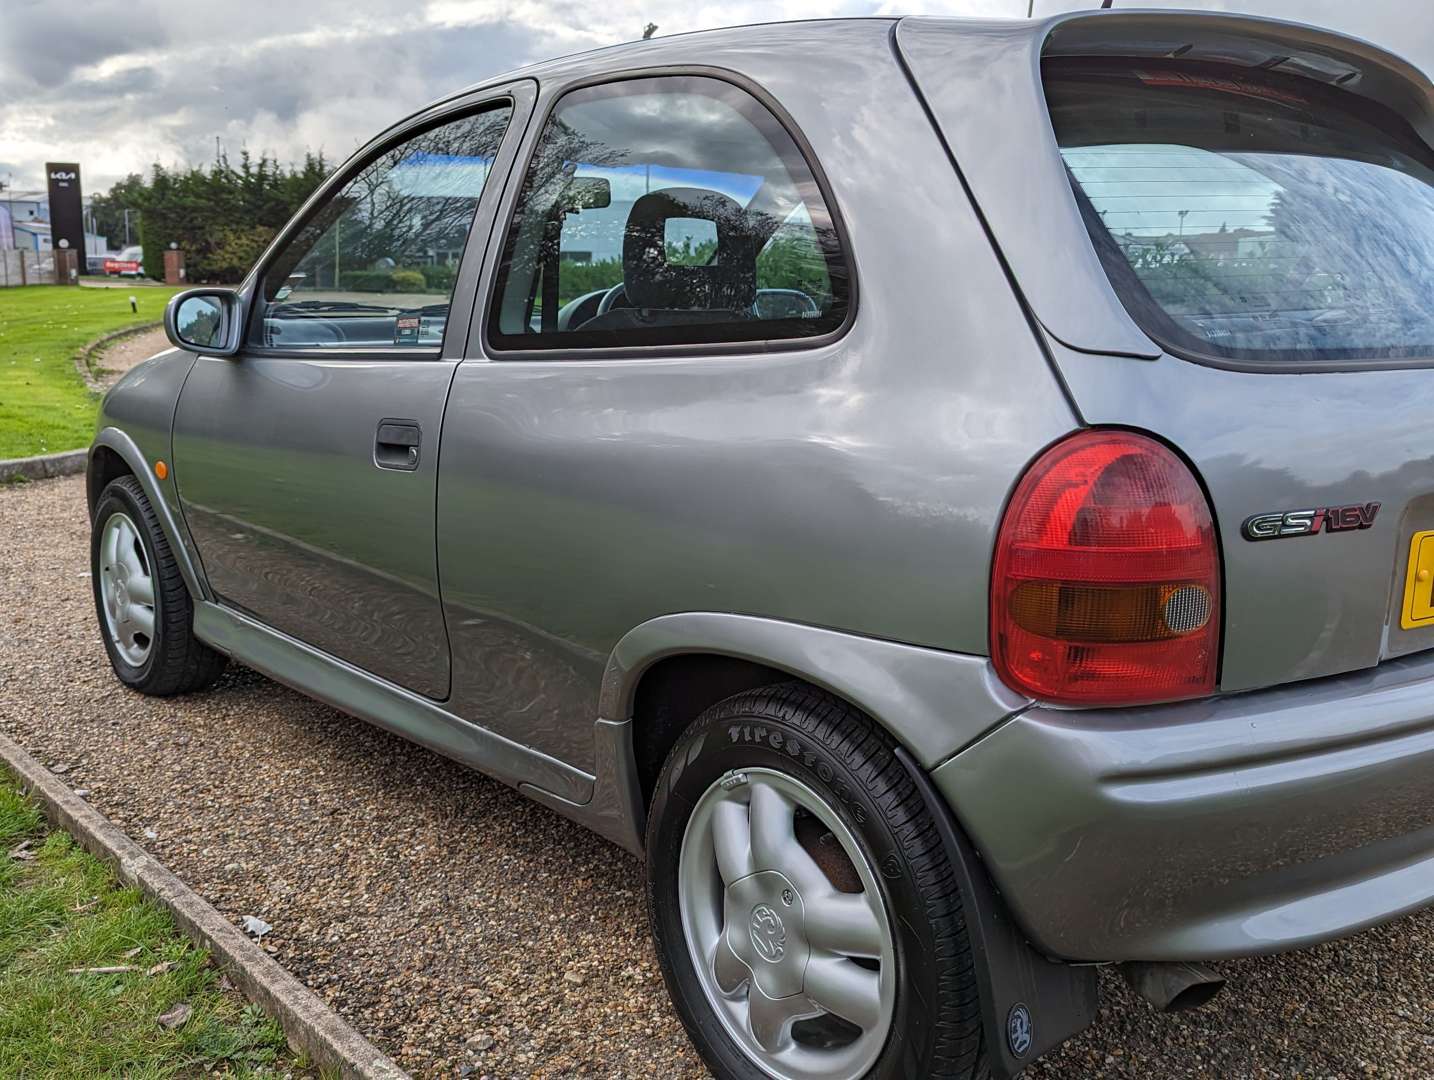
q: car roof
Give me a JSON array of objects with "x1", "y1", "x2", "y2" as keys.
[{"x1": 436, "y1": 18, "x2": 908, "y2": 105}]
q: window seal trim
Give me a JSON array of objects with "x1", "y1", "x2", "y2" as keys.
[
  {"x1": 236, "y1": 83, "x2": 532, "y2": 360},
  {"x1": 237, "y1": 346, "x2": 448, "y2": 362},
  {"x1": 1126, "y1": 329, "x2": 1434, "y2": 377},
  {"x1": 476, "y1": 64, "x2": 859, "y2": 362}
]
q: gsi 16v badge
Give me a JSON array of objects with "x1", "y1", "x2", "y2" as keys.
[{"x1": 1242, "y1": 502, "x2": 1380, "y2": 541}]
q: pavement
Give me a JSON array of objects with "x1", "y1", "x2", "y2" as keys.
[{"x1": 4, "y1": 472, "x2": 1434, "y2": 1078}]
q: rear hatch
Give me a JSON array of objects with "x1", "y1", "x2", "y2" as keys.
[{"x1": 899, "y1": 13, "x2": 1434, "y2": 693}]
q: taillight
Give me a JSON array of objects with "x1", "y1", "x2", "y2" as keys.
[{"x1": 990, "y1": 430, "x2": 1220, "y2": 706}]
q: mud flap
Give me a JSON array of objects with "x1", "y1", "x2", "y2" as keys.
[{"x1": 896, "y1": 747, "x2": 1099, "y2": 1078}]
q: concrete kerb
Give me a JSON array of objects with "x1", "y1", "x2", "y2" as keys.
[
  {"x1": 0, "y1": 730, "x2": 408, "y2": 1080},
  {"x1": 0, "y1": 449, "x2": 88, "y2": 484}
]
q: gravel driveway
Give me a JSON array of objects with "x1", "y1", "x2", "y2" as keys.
[
  {"x1": 4, "y1": 473, "x2": 1433, "y2": 1078},
  {"x1": 91, "y1": 326, "x2": 171, "y2": 388}
]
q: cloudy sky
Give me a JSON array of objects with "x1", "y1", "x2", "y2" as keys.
[{"x1": 1, "y1": 0, "x2": 1429, "y2": 197}]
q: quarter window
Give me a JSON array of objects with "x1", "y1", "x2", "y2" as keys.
[
  {"x1": 256, "y1": 104, "x2": 512, "y2": 351},
  {"x1": 488, "y1": 76, "x2": 850, "y2": 351}
]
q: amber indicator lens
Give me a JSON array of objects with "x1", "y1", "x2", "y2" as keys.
[{"x1": 1009, "y1": 582, "x2": 1212, "y2": 643}]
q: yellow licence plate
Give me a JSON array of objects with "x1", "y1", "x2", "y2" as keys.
[{"x1": 1401, "y1": 530, "x2": 1434, "y2": 629}]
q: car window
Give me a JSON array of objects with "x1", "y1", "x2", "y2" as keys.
[
  {"x1": 488, "y1": 76, "x2": 850, "y2": 351},
  {"x1": 255, "y1": 103, "x2": 512, "y2": 351},
  {"x1": 1045, "y1": 61, "x2": 1434, "y2": 367}
]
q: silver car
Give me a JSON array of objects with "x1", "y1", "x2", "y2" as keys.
[{"x1": 87, "y1": 11, "x2": 1434, "y2": 1078}]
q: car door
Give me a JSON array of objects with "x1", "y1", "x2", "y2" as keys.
[{"x1": 172, "y1": 83, "x2": 534, "y2": 700}]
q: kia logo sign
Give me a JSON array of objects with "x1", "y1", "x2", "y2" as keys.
[{"x1": 44, "y1": 162, "x2": 85, "y2": 256}]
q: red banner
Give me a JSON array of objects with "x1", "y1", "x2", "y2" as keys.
[{"x1": 104, "y1": 259, "x2": 141, "y2": 275}]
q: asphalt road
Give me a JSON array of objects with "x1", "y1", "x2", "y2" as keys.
[{"x1": 4, "y1": 473, "x2": 1433, "y2": 1078}]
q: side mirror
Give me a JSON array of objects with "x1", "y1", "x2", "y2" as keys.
[
  {"x1": 561, "y1": 176, "x2": 611, "y2": 213},
  {"x1": 165, "y1": 288, "x2": 243, "y2": 356}
]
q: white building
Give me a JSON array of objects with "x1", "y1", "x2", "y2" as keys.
[{"x1": 1, "y1": 191, "x2": 109, "y2": 255}]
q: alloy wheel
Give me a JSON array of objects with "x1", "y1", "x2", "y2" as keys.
[
  {"x1": 98, "y1": 511, "x2": 156, "y2": 667},
  {"x1": 678, "y1": 767, "x2": 897, "y2": 1080}
]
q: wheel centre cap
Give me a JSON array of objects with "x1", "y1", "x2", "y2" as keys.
[
  {"x1": 749, "y1": 902, "x2": 787, "y2": 962},
  {"x1": 723, "y1": 870, "x2": 808, "y2": 1000}
]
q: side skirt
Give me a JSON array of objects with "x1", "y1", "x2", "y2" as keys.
[
  {"x1": 522, "y1": 718, "x2": 646, "y2": 857},
  {"x1": 192, "y1": 602, "x2": 633, "y2": 830}
]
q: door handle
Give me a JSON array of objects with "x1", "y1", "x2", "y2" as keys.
[{"x1": 375, "y1": 419, "x2": 421, "y2": 471}]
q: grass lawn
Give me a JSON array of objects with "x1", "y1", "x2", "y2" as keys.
[
  {"x1": 0, "y1": 285, "x2": 179, "y2": 459},
  {"x1": 0, "y1": 770, "x2": 310, "y2": 1077}
]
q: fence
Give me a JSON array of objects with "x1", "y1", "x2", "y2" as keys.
[{"x1": 0, "y1": 249, "x2": 57, "y2": 287}]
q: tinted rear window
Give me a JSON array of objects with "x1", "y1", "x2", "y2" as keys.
[{"x1": 1045, "y1": 60, "x2": 1434, "y2": 368}]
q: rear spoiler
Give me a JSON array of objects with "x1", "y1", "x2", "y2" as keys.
[{"x1": 1042, "y1": 10, "x2": 1434, "y2": 146}]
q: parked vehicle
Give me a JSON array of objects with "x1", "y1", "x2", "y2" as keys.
[
  {"x1": 104, "y1": 245, "x2": 144, "y2": 276},
  {"x1": 87, "y1": 12, "x2": 1434, "y2": 1078}
]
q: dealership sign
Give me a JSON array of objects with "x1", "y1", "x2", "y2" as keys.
[{"x1": 45, "y1": 161, "x2": 85, "y2": 256}]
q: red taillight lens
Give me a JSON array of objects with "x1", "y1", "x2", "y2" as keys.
[{"x1": 991, "y1": 430, "x2": 1220, "y2": 706}]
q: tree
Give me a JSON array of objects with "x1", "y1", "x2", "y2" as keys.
[
  {"x1": 88, "y1": 174, "x2": 148, "y2": 248},
  {"x1": 91, "y1": 150, "x2": 332, "y2": 282}
]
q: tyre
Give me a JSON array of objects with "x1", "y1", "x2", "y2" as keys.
[
  {"x1": 91, "y1": 475, "x2": 227, "y2": 696},
  {"x1": 646, "y1": 683, "x2": 985, "y2": 1080}
]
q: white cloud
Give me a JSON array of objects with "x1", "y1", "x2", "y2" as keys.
[{"x1": 0, "y1": 0, "x2": 1427, "y2": 197}]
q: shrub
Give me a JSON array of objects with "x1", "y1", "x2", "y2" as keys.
[
  {"x1": 340, "y1": 270, "x2": 392, "y2": 292},
  {"x1": 389, "y1": 269, "x2": 428, "y2": 293},
  {"x1": 207, "y1": 225, "x2": 278, "y2": 284},
  {"x1": 419, "y1": 264, "x2": 456, "y2": 293},
  {"x1": 557, "y1": 258, "x2": 624, "y2": 306}
]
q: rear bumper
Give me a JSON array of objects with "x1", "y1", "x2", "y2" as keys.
[{"x1": 935, "y1": 650, "x2": 1434, "y2": 962}]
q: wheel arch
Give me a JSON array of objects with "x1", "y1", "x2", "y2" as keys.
[
  {"x1": 603, "y1": 612, "x2": 1031, "y2": 814},
  {"x1": 87, "y1": 444, "x2": 133, "y2": 516},
  {"x1": 89, "y1": 427, "x2": 209, "y2": 602},
  {"x1": 628, "y1": 652, "x2": 792, "y2": 806}
]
